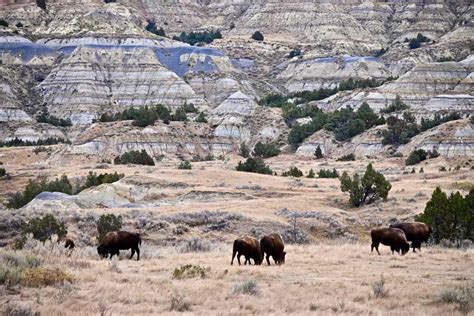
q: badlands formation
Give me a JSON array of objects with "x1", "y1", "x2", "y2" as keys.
[{"x1": 0, "y1": 1, "x2": 473, "y2": 315}]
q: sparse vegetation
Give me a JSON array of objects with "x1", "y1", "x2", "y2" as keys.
[
  {"x1": 236, "y1": 157, "x2": 273, "y2": 175},
  {"x1": 314, "y1": 145, "x2": 324, "y2": 159},
  {"x1": 79, "y1": 171, "x2": 124, "y2": 191},
  {"x1": 340, "y1": 163, "x2": 392, "y2": 207},
  {"x1": 307, "y1": 169, "x2": 315, "y2": 178},
  {"x1": 0, "y1": 19, "x2": 9, "y2": 27},
  {"x1": 178, "y1": 238, "x2": 213, "y2": 253},
  {"x1": 416, "y1": 187, "x2": 473, "y2": 243},
  {"x1": 372, "y1": 275, "x2": 388, "y2": 298},
  {"x1": 438, "y1": 283, "x2": 473, "y2": 314},
  {"x1": 239, "y1": 143, "x2": 250, "y2": 158},
  {"x1": 7, "y1": 175, "x2": 73, "y2": 209},
  {"x1": 170, "y1": 292, "x2": 191, "y2": 312},
  {"x1": 172, "y1": 264, "x2": 208, "y2": 279},
  {"x1": 21, "y1": 214, "x2": 67, "y2": 244},
  {"x1": 96, "y1": 214, "x2": 123, "y2": 243},
  {"x1": 288, "y1": 48, "x2": 302, "y2": 58},
  {"x1": 178, "y1": 160, "x2": 192, "y2": 170},
  {"x1": 282, "y1": 167, "x2": 304, "y2": 178},
  {"x1": 318, "y1": 168, "x2": 339, "y2": 178},
  {"x1": 252, "y1": 141, "x2": 280, "y2": 158},
  {"x1": 233, "y1": 280, "x2": 259, "y2": 296},
  {"x1": 22, "y1": 267, "x2": 73, "y2": 287},
  {"x1": 37, "y1": 111, "x2": 72, "y2": 127},
  {"x1": 337, "y1": 153, "x2": 356, "y2": 161},
  {"x1": 0, "y1": 168, "x2": 5, "y2": 177},
  {"x1": 99, "y1": 105, "x2": 171, "y2": 127},
  {"x1": 380, "y1": 95, "x2": 409, "y2": 114},
  {"x1": 409, "y1": 33, "x2": 430, "y2": 49},
  {"x1": 114, "y1": 150, "x2": 155, "y2": 166},
  {"x1": 145, "y1": 20, "x2": 166, "y2": 37},
  {"x1": 173, "y1": 30, "x2": 222, "y2": 45},
  {"x1": 195, "y1": 112, "x2": 207, "y2": 123},
  {"x1": 0, "y1": 137, "x2": 69, "y2": 148}
]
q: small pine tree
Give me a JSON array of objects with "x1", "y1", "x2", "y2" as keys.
[
  {"x1": 239, "y1": 143, "x2": 250, "y2": 158},
  {"x1": 307, "y1": 169, "x2": 315, "y2": 178},
  {"x1": 340, "y1": 163, "x2": 392, "y2": 207},
  {"x1": 195, "y1": 112, "x2": 207, "y2": 123},
  {"x1": 178, "y1": 160, "x2": 192, "y2": 170},
  {"x1": 314, "y1": 145, "x2": 323, "y2": 159}
]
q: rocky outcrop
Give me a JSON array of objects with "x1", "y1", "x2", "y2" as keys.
[{"x1": 39, "y1": 46, "x2": 208, "y2": 124}]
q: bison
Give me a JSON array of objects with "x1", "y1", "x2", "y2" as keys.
[
  {"x1": 97, "y1": 231, "x2": 142, "y2": 261},
  {"x1": 64, "y1": 238, "x2": 75, "y2": 250},
  {"x1": 231, "y1": 236, "x2": 262, "y2": 265},
  {"x1": 389, "y1": 222, "x2": 432, "y2": 252},
  {"x1": 260, "y1": 233, "x2": 286, "y2": 265},
  {"x1": 371, "y1": 228, "x2": 410, "y2": 255}
]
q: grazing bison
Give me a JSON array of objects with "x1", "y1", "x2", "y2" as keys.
[
  {"x1": 389, "y1": 222, "x2": 432, "y2": 252},
  {"x1": 231, "y1": 236, "x2": 262, "y2": 265},
  {"x1": 97, "y1": 231, "x2": 142, "y2": 261},
  {"x1": 371, "y1": 228, "x2": 410, "y2": 255},
  {"x1": 260, "y1": 234, "x2": 286, "y2": 265}
]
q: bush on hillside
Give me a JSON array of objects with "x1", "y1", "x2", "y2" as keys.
[
  {"x1": 380, "y1": 95, "x2": 409, "y2": 113},
  {"x1": 145, "y1": 20, "x2": 166, "y2": 37},
  {"x1": 173, "y1": 30, "x2": 222, "y2": 45},
  {"x1": 96, "y1": 214, "x2": 123, "y2": 243},
  {"x1": 22, "y1": 214, "x2": 67, "y2": 243},
  {"x1": 251, "y1": 31, "x2": 264, "y2": 41},
  {"x1": 282, "y1": 167, "x2": 304, "y2": 178},
  {"x1": 178, "y1": 160, "x2": 192, "y2": 170},
  {"x1": 252, "y1": 142, "x2": 280, "y2": 158},
  {"x1": 114, "y1": 150, "x2": 155, "y2": 166},
  {"x1": 318, "y1": 168, "x2": 339, "y2": 178},
  {"x1": 236, "y1": 157, "x2": 273, "y2": 175},
  {"x1": 314, "y1": 145, "x2": 323, "y2": 159},
  {"x1": 340, "y1": 163, "x2": 392, "y2": 207},
  {"x1": 336, "y1": 153, "x2": 356, "y2": 161}
]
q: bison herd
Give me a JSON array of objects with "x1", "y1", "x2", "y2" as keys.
[
  {"x1": 57, "y1": 222, "x2": 431, "y2": 262},
  {"x1": 371, "y1": 222, "x2": 432, "y2": 255}
]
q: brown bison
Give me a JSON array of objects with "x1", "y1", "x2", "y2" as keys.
[
  {"x1": 64, "y1": 238, "x2": 75, "y2": 250},
  {"x1": 371, "y1": 228, "x2": 410, "y2": 255},
  {"x1": 97, "y1": 231, "x2": 142, "y2": 261},
  {"x1": 389, "y1": 222, "x2": 432, "y2": 252},
  {"x1": 231, "y1": 236, "x2": 262, "y2": 265},
  {"x1": 260, "y1": 233, "x2": 286, "y2": 265}
]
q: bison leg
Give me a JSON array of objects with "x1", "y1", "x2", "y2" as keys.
[
  {"x1": 130, "y1": 248, "x2": 135, "y2": 260},
  {"x1": 231, "y1": 250, "x2": 237, "y2": 265},
  {"x1": 372, "y1": 242, "x2": 380, "y2": 255},
  {"x1": 135, "y1": 247, "x2": 140, "y2": 261},
  {"x1": 266, "y1": 254, "x2": 271, "y2": 265},
  {"x1": 237, "y1": 254, "x2": 242, "y2": 265}
]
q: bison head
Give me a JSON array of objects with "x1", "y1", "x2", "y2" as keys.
[
  {"x1": 279, "y1": 251, "x2": 286, "y2": 264},
  {"x1": 97, "y1": 245, "x2": 108, "y2": 258},
  {"x1": 401, "y1": 243, "x2": 409, "y2": 255}
]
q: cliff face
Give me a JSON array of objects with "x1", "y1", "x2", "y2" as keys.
[{"x1": 0, "y1": 1, "x2": 472, "y2": 157}]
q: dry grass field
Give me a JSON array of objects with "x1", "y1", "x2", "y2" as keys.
[
  {"x1": 0, "y1": 146, "x2": 473, "y2": 315},
  {"x1": 1, "y1": 241, "x2": 473, "y2": 315}
]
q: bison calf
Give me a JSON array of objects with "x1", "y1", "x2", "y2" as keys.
[
  {"x1": 64, "y1": 238, "x2": 75, "y2": 250},
  {"x1": 231, "y1": 236, "x2": 262, "y2": 265},
  {"x1": 97, "y1": 231, "x2": 142, "y2": 261},
  {"x1": 389, "y1": 222, "x2": 432, "y2": 252},
  {"x1": 260, "y1": 234, "x2": 286, "y2": 265},
  {"x1": 371, "y1": 228, "x2": 409, "y2": 255}
]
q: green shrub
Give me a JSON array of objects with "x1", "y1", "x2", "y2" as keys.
[
  {"x1": 288, "y1": 48, "x2": 302, "y2": 58},
  {"x1": 337, "y1": 153, "x2": 356, "y2": 161},
  {"x1": 145, "y1": 20, "x2": 166, "y2": 37},
  {"x1": 79, "y1": 171, "x2": 123, "y2": 191},
  {"x1": 416, "y1": 187, "x2": 473, "y2": 243},
  {"x1": 0, "y1": 19, "x2": 9, "y2": 27},
  {"x1": 22, "y1": 214, "x2": 67, "y2": 243},
  {"x1": 439, "y1": 166, "x2": 447, "y2": 172},
  {"x1": 439, "y1": 283, "x2": 473, "y2": 313},
  {"x1": 114, "y1": 150, "x2": 155, "y2": 166},
  {"x1": 195, "y1": 112, "x2": 207, "y2": 123},
  {"x1": 178, "y1": 160, "x2": 192, "y2": 170},
  {"x1": 172, "y1": 30, "x2": 222, "y2": 45},
  {"x1": 380, "y1": 95, "x2": 409, "y2": 113},
  {"x1": 236, "y1": 157, "x2": 273, "y2": 175},
  {"x1": 99, "y1": 105, "x2": 171, "y2": 126},
  {"x1": 0, "y1": 168, "x2": 5, "y2": 177},
  {"x1": 318, "y1": 168, "x2": 339, "y2": 178},
  {"x1": 282, "y1": 167, "x2": 304, "y2": 177},
  {"x1": 0, "y1": 137, "x2": 69, "y2": 148},
  {"x1": 7, "y1": 175, "x2": 73, "y2": 209},
  {"x1": 37, "y1": 111, "x2": 72, "y2": 127},
  {"x1": 172, "y1": 264, "x2": 208, "y2": 279},
  {"x1": 251, "y1": 31, "x2": 264, "y2": 41},
  {"x1": 252, "y1": 142, "x2": 280, "y2": 158},
  {"x1": 314, "y1": 145, "x2": 323, "y2": 159},
  {"x1": 22, "y1": 267, "x2": 73, "y2": 287},
  {"x1": 307, "y1": 169, "x2": 315, "y2": 178},
  {"x1": 340, "y1": 163, "x2": 392, "y2": 207},
  {"x1": 239, "y1": 143, "x2": 250, "y2": 158},
  {"x1": 96, "y1": 214, "x2": 122, "y2": 243},
  {"x1": 406, "y1": 149, "x2": 428, "y2": 165},
  {"x1": 172, "y1": 107, "x2": 188, "y2": 121}
]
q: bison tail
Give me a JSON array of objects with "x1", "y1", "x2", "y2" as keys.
[{"x1": 138, "y1": 234, "x2": 142, "y2": 246}]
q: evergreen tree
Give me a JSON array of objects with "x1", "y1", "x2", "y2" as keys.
[{"x1": 314, "y1": 145, "x2": 323, "y2": 159}]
